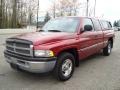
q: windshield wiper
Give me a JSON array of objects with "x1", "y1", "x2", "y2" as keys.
[
  {"x1": 48, "y1": 30, "x2": 62, "y2": 32},
  {"x1": 38, "y1": 30, "x2": 44, "y2": 32}
]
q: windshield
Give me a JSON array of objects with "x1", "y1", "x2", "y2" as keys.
[{"x1": 42, "y1": 18, "x2": 79, "y2": 33}]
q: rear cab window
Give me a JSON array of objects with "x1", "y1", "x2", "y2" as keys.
[{"x1": 100, "y1": 20, "x2": 112, "y2": 30}]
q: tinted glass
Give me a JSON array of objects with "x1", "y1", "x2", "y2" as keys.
[
  {"x1": 42, "y1": 18, "x2": 79, "y2": 33},
  {"x1": 107, "y1": 22, "x2": 112, "y2": 29},
  {"x1": 101, "y1": 20, "x2": 112, "y2": 30},
  {"x1": 83, "y1": 18, "x2": 94, "y2": 31},
  {"x1": 92, "y1": 19, "x2": 101, "y2": 30}
]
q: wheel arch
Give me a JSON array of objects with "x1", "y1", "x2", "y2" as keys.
[
  {"x1": 108, "y1": 37, "x2": 113, "y2": 48},
  {"x1": 57, "y1": 48, "x2": 80, "y2": 67}
]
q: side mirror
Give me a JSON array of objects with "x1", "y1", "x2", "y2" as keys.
[{"x1": 84, "y1": 25, "x2": 93, "y2": 31}]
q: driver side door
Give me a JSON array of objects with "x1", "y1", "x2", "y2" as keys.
[{"x1": 79, "y1": 18, "x2": 98, "y2": 59}]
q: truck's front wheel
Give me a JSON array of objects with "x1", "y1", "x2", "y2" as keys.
[{"x1": 54, "y1": 52, "x2": 75, "y2": 81}]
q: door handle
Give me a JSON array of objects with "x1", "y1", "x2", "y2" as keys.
[{"x1": 95, "y1": 35, "x2": 98, "y2": 37}]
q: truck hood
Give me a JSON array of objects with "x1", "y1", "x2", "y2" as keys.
[{"x1": 13, "y1": 32, "x2": 75, "y2": 45}]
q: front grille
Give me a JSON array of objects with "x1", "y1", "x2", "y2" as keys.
[
  {"x1": 6, "y1": 38, "x2": 33, "y2": 56},
  {"x1": 15, "y1": 43, "x2": 30, "y2": 48}
]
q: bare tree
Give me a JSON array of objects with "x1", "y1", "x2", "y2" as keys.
[
  {"x1": 0, "y1": 0, "x2": 5, "y2": 28},
  {"x1": 27, "y1": 0, "x2": 37, "y2": 25},
  {"x1": 0, "y1": 0, "x2": 3, "y2": 28},
  {"x1": 11, "y1": 0, "x2": 17, "y2": 28},
  {"x1": 50, "y1": 0, "x2": 80, "y2": 17},
  {"x1": 0, "y1": 0, "x2": 38, "y2": 28}
]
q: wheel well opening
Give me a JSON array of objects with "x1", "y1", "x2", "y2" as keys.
[
  {"x1": 109, "y1": 37, "x2": 113, "y2": 48},
  {"x1": 58, "y1": 48, "x2": 79, "y2": 67}
]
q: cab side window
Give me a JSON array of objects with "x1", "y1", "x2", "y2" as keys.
[
  {"x1": 92, "y1": 19, "x2": 101, "y2": 31},
  {"x1": 107, "y1": 22, "x2": 112, "y2": 29},
  {"x1": 83, "y1": 18, "x2": 94, "y2": 31},
  {"x1": 101, "y1": 20, "x2": 112, "y2": 30}
]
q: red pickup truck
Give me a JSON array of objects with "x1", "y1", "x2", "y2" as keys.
[{"x1": 4, "y1": 17, "x2": 115, "y2": 81}]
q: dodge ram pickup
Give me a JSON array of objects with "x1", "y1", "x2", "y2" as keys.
[{"x1": 4, "y1": 17, "x2": 115, "y2": 81}]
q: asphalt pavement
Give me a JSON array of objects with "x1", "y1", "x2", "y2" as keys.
[{"x1": 0, "y1": 32, "x2": 120, "y2": 90}]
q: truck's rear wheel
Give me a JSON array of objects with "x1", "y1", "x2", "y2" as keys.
[
  {"x1": 103, "y1": 41, "x2": 112, "y2": 56},
  {"x1": 54, "y1": 52, "x2": 75, "y2": 81}
]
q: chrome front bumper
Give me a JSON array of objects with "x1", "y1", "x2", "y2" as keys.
[{"x1": 5, "y1": 54, "x2": 56, "y2": 73}]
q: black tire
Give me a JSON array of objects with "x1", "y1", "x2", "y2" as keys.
[
  {"x1": 103, "y1": 41, "x2": 112, "y2": 56},
  {"x1": 53, "y1": 52, "x2": 75, "y2": 81}
]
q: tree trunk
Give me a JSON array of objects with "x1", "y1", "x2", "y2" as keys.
[
  {"x1": 0, "y1": 0, "x2": 3, "y2": 28},
  {"x1": 12, "y1": 0, "x2": 17, "y2": 28}
]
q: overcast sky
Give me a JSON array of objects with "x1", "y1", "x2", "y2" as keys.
[
  {"x1": 95, "y1": 0, "x2": 120, "y2": 22},
  {"x1": 39, "y1": 0, "x2": 119, "y2": 23}
]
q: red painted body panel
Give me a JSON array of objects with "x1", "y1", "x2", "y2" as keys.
[{"x1": 12, "y1": 17, "x2": 115, "y2": 60}]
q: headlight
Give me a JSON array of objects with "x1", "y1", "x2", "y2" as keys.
[{"x1": 34, "y1": 50, "x2": 54, "y2": 57}]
